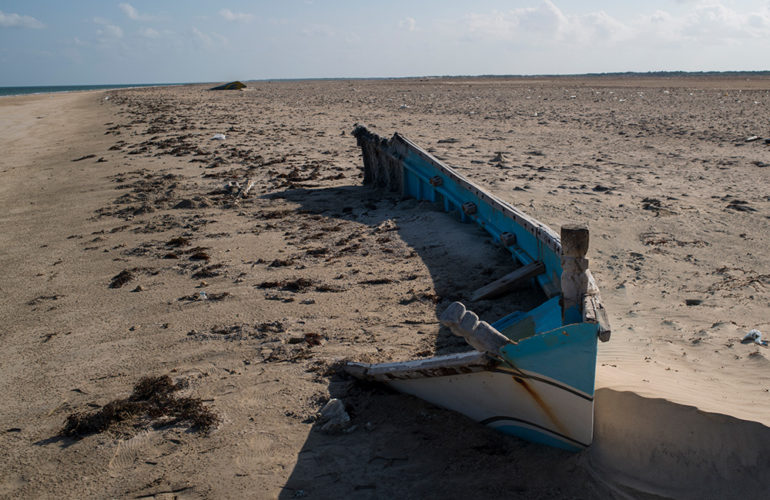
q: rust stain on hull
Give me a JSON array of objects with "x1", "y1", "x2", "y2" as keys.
[{"x1": 513, "y1": 376, "x2": 569, "y2": 436}]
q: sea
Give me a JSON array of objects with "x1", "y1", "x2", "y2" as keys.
[{"x1": 0, "y1": 83, "x2": 187, "y2": 97}]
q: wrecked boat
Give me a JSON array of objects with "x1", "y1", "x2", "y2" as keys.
[{"x1": 345, "y1": 126, "x2": 611, "y2": 451}]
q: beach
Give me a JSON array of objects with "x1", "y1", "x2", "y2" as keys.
[{"x1": 1, "y1": 77, "x2": 769, "y2": 499}]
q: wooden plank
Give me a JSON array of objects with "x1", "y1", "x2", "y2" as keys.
[
  {"x1": 345, "y1": 351, "x2": 493, "y2": 382},
  {"x1": 471, "y1": 261, "x2": 545, "y2": 301}
]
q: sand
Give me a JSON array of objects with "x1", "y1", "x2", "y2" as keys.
[{"x1": 0, "y1": 77, "x2": 769, "y2": 499}]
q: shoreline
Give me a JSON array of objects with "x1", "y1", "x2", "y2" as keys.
[
  {"x1": 0, "y1": 82, "x2": 195, "y2": 99},
  {"x1": 5, "y1": 70, "x2": 770, "y2": 99},
  {"x1": 1, "y1": 78, "x2": 768, "y2": 498}
]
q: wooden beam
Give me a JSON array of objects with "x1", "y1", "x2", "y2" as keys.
[
  {"x1": 560, "y1": 224, "x2": 590, "y2": 324},
  {"x1": 560, "y1": 224, "x2": 612, "y2": 340},
  {"x1": 471, "y1": 261, "x2": 545, "y2": 301}
]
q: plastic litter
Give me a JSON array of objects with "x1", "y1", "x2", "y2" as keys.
[
  {"x1": 211, "y1": 133, "x2": 226, "y2": 141},
  {"x1": 742, "y1": 329, "x2": 768, "y2": 346},
  {"x1": 199, "y1": 291, "x2": 208, "y2": 300}
]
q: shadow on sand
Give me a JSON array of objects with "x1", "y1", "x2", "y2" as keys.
[
  {"x1": 270, "y1": 186, "x2": 770, "y2": 499},
  {"x1": 271, "y1": 185, "x2": 544, "y2": 355},
  {"x1": 272, "y1": 185, "x2": 611, "y2": 498}
]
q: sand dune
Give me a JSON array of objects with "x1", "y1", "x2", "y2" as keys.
[{"x1": 590, "y1": 389, "x2": 770, "y2": 499}]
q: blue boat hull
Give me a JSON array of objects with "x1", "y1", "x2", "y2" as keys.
[{"x1": 346, "y1": 126, "x2": 609, "y2": 450}]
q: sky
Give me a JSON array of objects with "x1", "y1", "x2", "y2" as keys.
[{"x1": 1, "y1": 0, "x2": 769, "y2": 86}]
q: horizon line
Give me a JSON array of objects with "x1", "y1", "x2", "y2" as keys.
[{"x1": 4, "y1": 69, "x2": 770, "y2": 88}]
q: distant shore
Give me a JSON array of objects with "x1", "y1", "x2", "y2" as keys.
[{"x1": 5, "y1": 70, "x2": 770, "y2": 97}]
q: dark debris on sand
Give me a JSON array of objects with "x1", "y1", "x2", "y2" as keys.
[
  {"x1": 59, "y1": 375, "x2": 218, "y2": 438},
  {"x1": 109, "y1": 269, "x2": 135, "y2": 288}
]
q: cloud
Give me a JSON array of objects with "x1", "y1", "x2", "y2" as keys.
[
  {"x1": 94, "y1": 17, "x2": 123, "y2": 39},
  {"x1": 463, "y1": 1, "x2": 770, "y2": 48},
  {"x1": 465, "y1": 1, "x2": 630, "y2": 45},
  {"x1": 399, "y1": 17, "x2": 417, "y2": 32},
  {"x1": 219, "y1": 9, "x2": 254, "y2": 22},
  {"x1": 140, "y1": 27, "x2": 160, "y2": 39},
  {"x1": 301, "y1": 24, "x2": 335, "y2": 37},
  {"x1": 0, "y1": 10, "x2": 44, "y2": 29},
  {"x1": 192, "y1": 27, "x2": 227, "y2": 48},
  {"x1": 119, "y1": 3, "x2": 152, "y2": 22},
  {"x1": 629, "y1": 1, "x2": 770, "y2": 47}
]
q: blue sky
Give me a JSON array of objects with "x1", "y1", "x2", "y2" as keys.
[{"x1": 1, "y1": 1, "x2": 769, "y2": 85}]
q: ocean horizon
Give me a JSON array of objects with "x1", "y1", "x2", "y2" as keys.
[{"x1": 0, "y1": 83, "x2": 190, "y2": 97}]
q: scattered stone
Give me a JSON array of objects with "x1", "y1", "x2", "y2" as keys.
[
  {"x1": 317, "y1": 399, "x2": 351, "y2": 433},
  {"x1": 132, "y1": 285, "x2": 145, "y2": 292}
]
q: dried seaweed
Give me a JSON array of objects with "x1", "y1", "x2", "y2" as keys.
[{"x1": 59, "y1": 375, "x2": 218, "y2": 438}]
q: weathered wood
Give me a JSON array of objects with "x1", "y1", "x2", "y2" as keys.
[
  {"x1": 439, "y1": 301, "x2": 512, "y2": 354},
  {"x1": 345, "y1": 351, "x2": 493, "y2": 382},
  {"x1": 471, "y1": 261, "x2": 546, "y2": 301},
  {"x1": 561, "y1": 224, "x2": 589, "y2": 257},
  {"x1": 584, "y1": 294, "x2": 611, "y2": 342},
  {"x1": 560, "y1": 224, "x2": 590, "y2": 324},
  {"x1": 560, "y1": 225, "x2": 612, "y2": 340}
]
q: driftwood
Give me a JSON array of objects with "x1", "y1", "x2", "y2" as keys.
[
  {"x1": 471, "y1": 261, "x2": 545, "y2": 301},
  {"x1": 440, "y1": 302, "x2": 512, "y2": 354},
  {"x1": 224, "y1": 178, "x2": 256, "y2": 199},
  {"x1": 240, "y1": 179, "x2": 256, "y2": 198}
]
